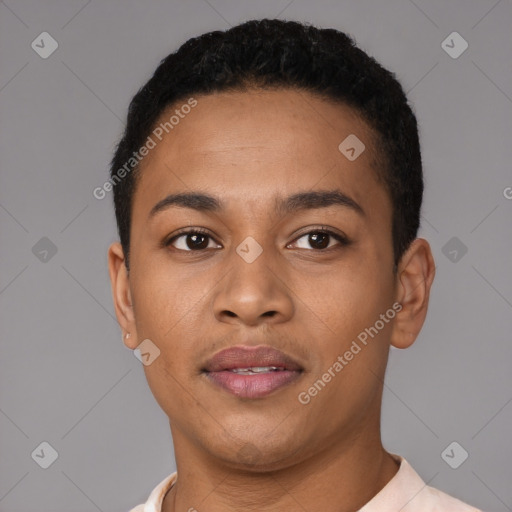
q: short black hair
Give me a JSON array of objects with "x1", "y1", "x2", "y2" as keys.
[{"x1": 110, "y1": 18, "x2": 422, "y2": 271}]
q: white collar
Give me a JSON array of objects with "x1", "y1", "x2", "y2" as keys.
[{"x1": 131, "y1": 454, "x2": 480, "y2": 512}]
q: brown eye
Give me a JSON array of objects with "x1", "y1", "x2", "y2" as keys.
[
  {"x1": 308, "y1": 232, "x2": 330, "y2": 249},
  {"x1": 290, "y1": 229, "x2": 348, "y2": 251},
  {"x1": 166, "y1": 230, "x2": 221, "y2": 251}
]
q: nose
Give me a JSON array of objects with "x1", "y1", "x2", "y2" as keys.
[{"x1": 212, "y1": 244, "x2": 294, "y2": 326}]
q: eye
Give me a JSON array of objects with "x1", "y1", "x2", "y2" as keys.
[
  {"x1": 164, "y1": 227, "x2": 349, "y2": 253},
  {"x1": 165, "y1": 229, "x2": 221, "y2": 252},
  {"x1": 289, "y1": 228, "x2": 349, "y2": 251}
]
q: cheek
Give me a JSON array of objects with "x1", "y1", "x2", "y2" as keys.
[
  {"x1": 142, "y1": 362, "x2": 198, "y2": 431},
  {"x1": 129, "y1": 261, "x2": 214, "y2": 394},
  {"x1": 130, "y1": 257, "x2": 206, "y2": 339},
  {"x1": 133, "y1": 275, "x2": 204, "y2": 412},
  {"x1": 291, "y1": 256, "x2": 394, "y2": 344},
  {"x1": 294, "y1": 266, "x2": 394, "y2": 429}
]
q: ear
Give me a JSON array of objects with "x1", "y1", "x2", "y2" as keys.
[
  {"x1": 390, "y1": 238, "x2": 436, "y2": 349},
  {"x1": 108, "y1": 242, "x2": 139, "y2": 349}
]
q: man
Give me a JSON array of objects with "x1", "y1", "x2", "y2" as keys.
[{"x1": 107, "y1": 18, "x2": 481, "y2": 512}]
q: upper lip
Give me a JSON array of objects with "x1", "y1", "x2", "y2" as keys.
[{"x1": 202, "y1": 345, "x2": 303, "y2": 372}]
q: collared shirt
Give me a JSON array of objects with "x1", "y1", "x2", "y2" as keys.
[{"x1": 129, "y1": 455, "x2": 481, "y2": 512}]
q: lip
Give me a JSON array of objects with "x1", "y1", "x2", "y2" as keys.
[{"x1": 202, "y1": 345, "x2": 304, "y2": 399}]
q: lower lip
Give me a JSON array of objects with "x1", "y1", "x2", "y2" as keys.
[{"x1": 204, "y1": 370, "x2": 302, "y2": 398}]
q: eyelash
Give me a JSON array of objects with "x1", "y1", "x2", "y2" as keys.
[{"x1": 164, "y1": 227, "x2": 350, "y2": 252}]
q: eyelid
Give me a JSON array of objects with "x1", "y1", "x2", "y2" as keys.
[
  {"x1": 164, "y1": 226, "x2": 350, "y2": 252},
  {"x1": 288, "y1": 226, "x2": 350, "y2": 249},
  {"x1": 163, "y1": 227, "x2": 221, "y2": 250}
]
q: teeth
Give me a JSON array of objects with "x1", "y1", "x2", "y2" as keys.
[{"x1": 230, "y1": 366, "x2": 282, "y2": 374}]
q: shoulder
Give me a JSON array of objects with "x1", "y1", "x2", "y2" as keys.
[
  {"x1": 396, "y1": 457, "x2": 482, "y2": 512},
  {"x1": 421, "y1": 484, "x2": 482, "y2": 512},
  {"x1": 127, "y1": 471, "x2": 178, "y2": 512},
  {"x1": 127, "y1": 505, "x2": 145, "y2": 512},
  {"x1": 361, "y1": 455, "x2": 482, "y2": 512}
]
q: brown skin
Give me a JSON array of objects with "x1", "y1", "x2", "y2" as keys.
[{"x1": 108, "y1": 89, "x2": 435, "y2": 512}]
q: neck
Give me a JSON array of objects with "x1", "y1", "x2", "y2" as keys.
[{"x1": 162, "y1": 420, "x2": 399, "y2": 512}]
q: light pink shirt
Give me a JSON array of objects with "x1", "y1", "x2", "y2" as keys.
[{"x1": 129, "y1": 455, "x2": 481, "y2": 512}]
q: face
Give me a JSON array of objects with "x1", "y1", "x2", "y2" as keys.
[{"x1": 109, "y1": 88, "x2": 428, "y2": 472}]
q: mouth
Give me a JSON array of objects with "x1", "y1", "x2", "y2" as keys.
[{"x1": 201, "y1": 345, "x2": 304, "y2": 399}]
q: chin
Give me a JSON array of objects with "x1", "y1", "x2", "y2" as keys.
[{"x1": 205, "y1": 433, "x2": 303, "y2": 472}]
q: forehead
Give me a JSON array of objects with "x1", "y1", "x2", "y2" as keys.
[{"x1": 132, "y1": 88, "x2": 389, "y2": 222}]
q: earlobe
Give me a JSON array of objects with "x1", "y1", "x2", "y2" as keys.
[
  {"x1": 107, "y1": 242, "x2": 138, "y2": 349},
  {"x1": 390, "y1": 238, "x2": 436, "y2": 349}
]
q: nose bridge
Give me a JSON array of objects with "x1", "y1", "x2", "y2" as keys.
[
  {"x1": 213, "y1": 234, "x2": 293, "y2": 324},
  {"x1": 230, "y1": 235, "x2": 276, "y2": 301}
]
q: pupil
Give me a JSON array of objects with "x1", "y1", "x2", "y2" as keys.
[
  {"x1": 184, "y1": 233, "x2": 331, "y2": 250},
  {"x1": 310, "y1": 232, "x2": 329, "y2": 249},
  {"x1": 187, "y1": 234, "x2": 208, "y2": 250}
]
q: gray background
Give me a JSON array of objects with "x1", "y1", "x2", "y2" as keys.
[{"x1": 0, "y1": 0, "x2": 511, "y2": 511}]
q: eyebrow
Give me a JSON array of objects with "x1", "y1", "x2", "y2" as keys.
[{"x1": 148, "y1": 189, "x2": 365, "y2": 220}]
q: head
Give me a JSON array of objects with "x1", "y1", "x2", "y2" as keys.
[
  {"x1": 108, "y1": 19, "x2": 434, "y2": 470},
  {"x1": 110, "y1": 19, "x2": 422, "y2": 272}
]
